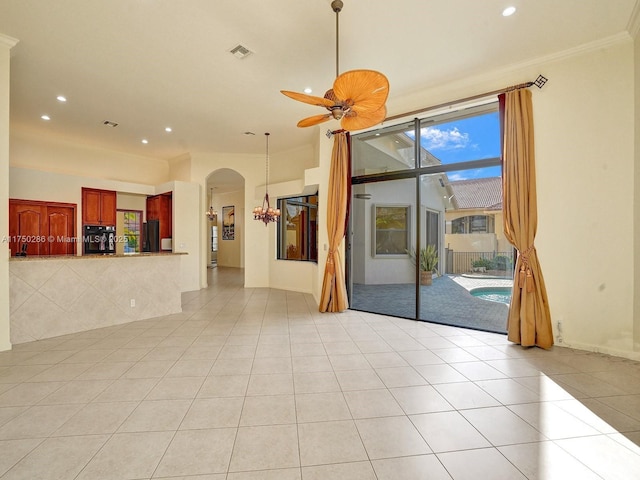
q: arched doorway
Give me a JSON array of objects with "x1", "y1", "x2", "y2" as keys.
[{"x1": 205, "y1": 169, "x2": 245, "y2": 278}]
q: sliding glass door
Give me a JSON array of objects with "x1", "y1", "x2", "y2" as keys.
[{"x1": 348, "y1": 103, "x2": 512, "y2": 333}]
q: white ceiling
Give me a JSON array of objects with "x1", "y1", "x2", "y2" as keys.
[{"x1": 1, "y1": 0, "x2": 638, "y2": 165}]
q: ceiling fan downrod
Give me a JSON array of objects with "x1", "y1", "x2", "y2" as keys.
[{"x1": 331, "y1": 0, "x2": 343, "y2": 78}]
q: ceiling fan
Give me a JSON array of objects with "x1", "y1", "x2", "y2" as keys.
[{"x1": 281, "y1": 0, "x2": 389, "y2": 132}]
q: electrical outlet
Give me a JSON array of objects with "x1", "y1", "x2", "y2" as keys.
[{"x1": 130, "y1": 299, "x2": 135, "y2": 308}]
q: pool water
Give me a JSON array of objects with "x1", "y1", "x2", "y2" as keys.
[{"x1": 471, "y1": 287, "x2": 511, "y2": 304}]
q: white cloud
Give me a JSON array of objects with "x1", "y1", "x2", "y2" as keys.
[
  {"x1": 446, "y1": 169, "x2": 484, "y2": 182},
  {"x1": 446, "y1": 173, "x2": 467, "y2": 181},
  {"x1": 421, "y1": 126, "x2": 469, "y2": 151}
]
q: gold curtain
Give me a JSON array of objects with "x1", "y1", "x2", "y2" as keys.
[
  {"x1": 319, "y1": 132, "x2": 350, "y2": 312},
  {"x1": 500, "y1": 88, "x2": 553, "y2": 349}
]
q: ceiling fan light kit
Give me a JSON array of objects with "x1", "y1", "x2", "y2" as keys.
[{"x1": 281, "y1": 0, "x2": 389, "y2": 132}]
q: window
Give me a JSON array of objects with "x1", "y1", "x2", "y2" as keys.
[
  {"x1": 277, "y1": 194, "x2": 318, "y2": 262},
  {"x1": 373, "y1": 204, "x2": 410, "y2": 256},
  {"x1": 451, "y1": 215, "x2": 495, "y2": 234},
  {"x1": 122, "y1": 211, "x2": 142, "y2": 253}
]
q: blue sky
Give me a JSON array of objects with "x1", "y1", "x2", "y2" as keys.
[{"x1": 409, "y1": 111, "x2": 502, "y2": 180}]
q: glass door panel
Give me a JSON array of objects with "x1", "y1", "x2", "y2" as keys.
[
  {"x1": 416, "y1": 104, "x2": 501, "y2": 167},
  {"x1": 351, "y1": 122, "x2": 416, "y2": 175},
  {"x1": 418, "y1": 167, "x2": 510, "y2": 333},
  {"x1": 349, "y1": 178, "x2": 417, "y2": 319}
]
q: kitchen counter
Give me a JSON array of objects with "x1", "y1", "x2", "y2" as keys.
[{"x1": 9, "y1": 253, "x2": 185, "y2": 344}]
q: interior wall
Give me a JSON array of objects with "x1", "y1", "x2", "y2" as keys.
[
  {"x1": 171, "y1": 181, "x2": 201, "y2": 292},
  {"x1": 532, "y1": 39, "x2": 635, "y2": 356},
  {"x1": 10, "y1": 167, "x2": 155, "y2": 241},
  {"x1": 10, "y1": 130, "x2": 170, "y2": 186},
  {"x1": 116, "y1": 192, "x2": 147, "y2": 220},
  {"x1": 168, "y1": 153, "x2": 192, "y2": 182},
  {"x1": 268, "y1": 144, "x2": 316, "y2": 184},
  {"x1": 0, "y1": 34, "x2": 17, "y2": 352}
]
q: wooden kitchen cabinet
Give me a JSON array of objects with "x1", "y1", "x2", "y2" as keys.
[
  {"x1": 146, "y1": 193, "x2": 172, "y2": 240},
  {"x1": 82, "y1": 188, "x2": 116, "y2": 225},
  {"x1": 9, "y1": 199, "x2": 76, "y2": 256}
]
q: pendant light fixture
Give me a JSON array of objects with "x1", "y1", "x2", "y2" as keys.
[
  {"x1": 253, "y1": 133, "x2": 281, "y2": 225},
  {"x1": 205, "y1": 187, "x2": 217, "y2": 221}
]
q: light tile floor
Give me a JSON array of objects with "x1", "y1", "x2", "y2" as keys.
[{"x1": 1, "y1": 267, "x2": 640, "y2": 479}]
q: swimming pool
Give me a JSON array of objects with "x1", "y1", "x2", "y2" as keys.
[{"x1": 470, "y1": 287, "x2": 511, "y2": 304}]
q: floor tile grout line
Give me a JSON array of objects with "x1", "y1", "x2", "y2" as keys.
[{"x1": 3, "y1": 268, "x2": 640, "y2": 478}]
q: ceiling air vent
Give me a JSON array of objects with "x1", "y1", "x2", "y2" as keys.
[
  {"x1": 229, "y1": 44, "x2": 252, "y2": 59},
  {"x1": 103, "y1": 120, "x2": 118, "y2": 128}
]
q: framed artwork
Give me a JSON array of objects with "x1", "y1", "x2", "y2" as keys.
[
  {"x1": 222, "y1": 205, "x2": 235, "y2": 240},
  {"x1": 372, "y1": 204, "x2": 410, "y2": 257}
]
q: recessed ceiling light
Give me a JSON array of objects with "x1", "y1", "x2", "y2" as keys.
[
  {"x1": 304, "y1": 87, "x2": 313, "y2": 94},
  {"x1": 56, "y1": 95, "x2": 67, "y2": 102},
  {"x1": 141, "y1": 139, "x2": 149, "y2": 144},
  {"x1": 502, "y1": 6, "x2": 516, "y2": 16},
  {"x1": 41, "y1": 115, "x2": 50, "y2": 121},
  {"x1": 165, "y1": 127, "x2": 172, "y2": 133}
]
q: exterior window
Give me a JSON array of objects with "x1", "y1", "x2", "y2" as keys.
[
  {"x1": 123, "y1": 211, "x2": 141, "y2": 253},
  {"x1": 373, "y1": 205, "x2": 410, "y2": 256},
  {"x1": 277, "y1": 194, "x2": 318, "y2": 261},
  {"x1": 451, "y1": 215, "x2": 494, "y2": 234}
]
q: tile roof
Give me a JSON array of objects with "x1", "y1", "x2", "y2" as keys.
[{"x1": 449, "y1": 177, "x2": 502, "y2": 210}]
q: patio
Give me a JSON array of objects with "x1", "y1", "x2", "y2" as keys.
[{"x1": 350, "y1": 274, "x2": 513, "y2": 334}]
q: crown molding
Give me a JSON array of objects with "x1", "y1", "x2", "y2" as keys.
[
  {"x1": 498, "y1": 32, "x2": 632, "y2": 75},
  {"x1": 0, "y1": 33, "x2": 19, "y2": 49},
  {"x1": 627, "y1": 0, "x2": 640, "y2": 38}
]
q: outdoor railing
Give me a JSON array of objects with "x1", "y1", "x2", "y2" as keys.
[{"x1": 445, "y1": 250, "x2": 515, "y2": 276}]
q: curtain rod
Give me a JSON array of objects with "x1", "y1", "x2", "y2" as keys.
[{"x1": 383, "y1": 74, "x2": 548, "y2": 123}]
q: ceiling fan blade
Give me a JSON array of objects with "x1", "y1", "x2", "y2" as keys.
[
  {"x1": 332, "y1": 69, "x2": 389, "y2": 112},
  {"x1": 341, "y1": 105, "x2": 387, "y2": 131},
  {"x1": 297, "y1": 113, "x2": 332, "y2": 128},
  {"x1": 281, "y1": 90, "x2": 335, "y2": 108}
]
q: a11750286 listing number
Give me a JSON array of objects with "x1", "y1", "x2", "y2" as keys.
[
  {"x1": 2, "y1": 235, "x2": 130, "y2": 243},
  {"x1": 2, "y1": 235, "x2": 50, "y2": 243}
]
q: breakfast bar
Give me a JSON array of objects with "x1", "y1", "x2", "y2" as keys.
[{"x1": 9, "y1": 253, "x2": 185, "y2": 344}]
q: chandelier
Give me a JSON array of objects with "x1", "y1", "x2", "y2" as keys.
[
  {"x1": 253, "y1": 133, "x2": 281, "y2": 225},
  {"x1": 205, "y1": 187, "x2": 217, "y2": 221}
]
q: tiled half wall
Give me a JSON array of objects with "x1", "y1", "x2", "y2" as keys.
[{"x1": 9, "y1": 255, "x2": 183, "y2": 344}]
